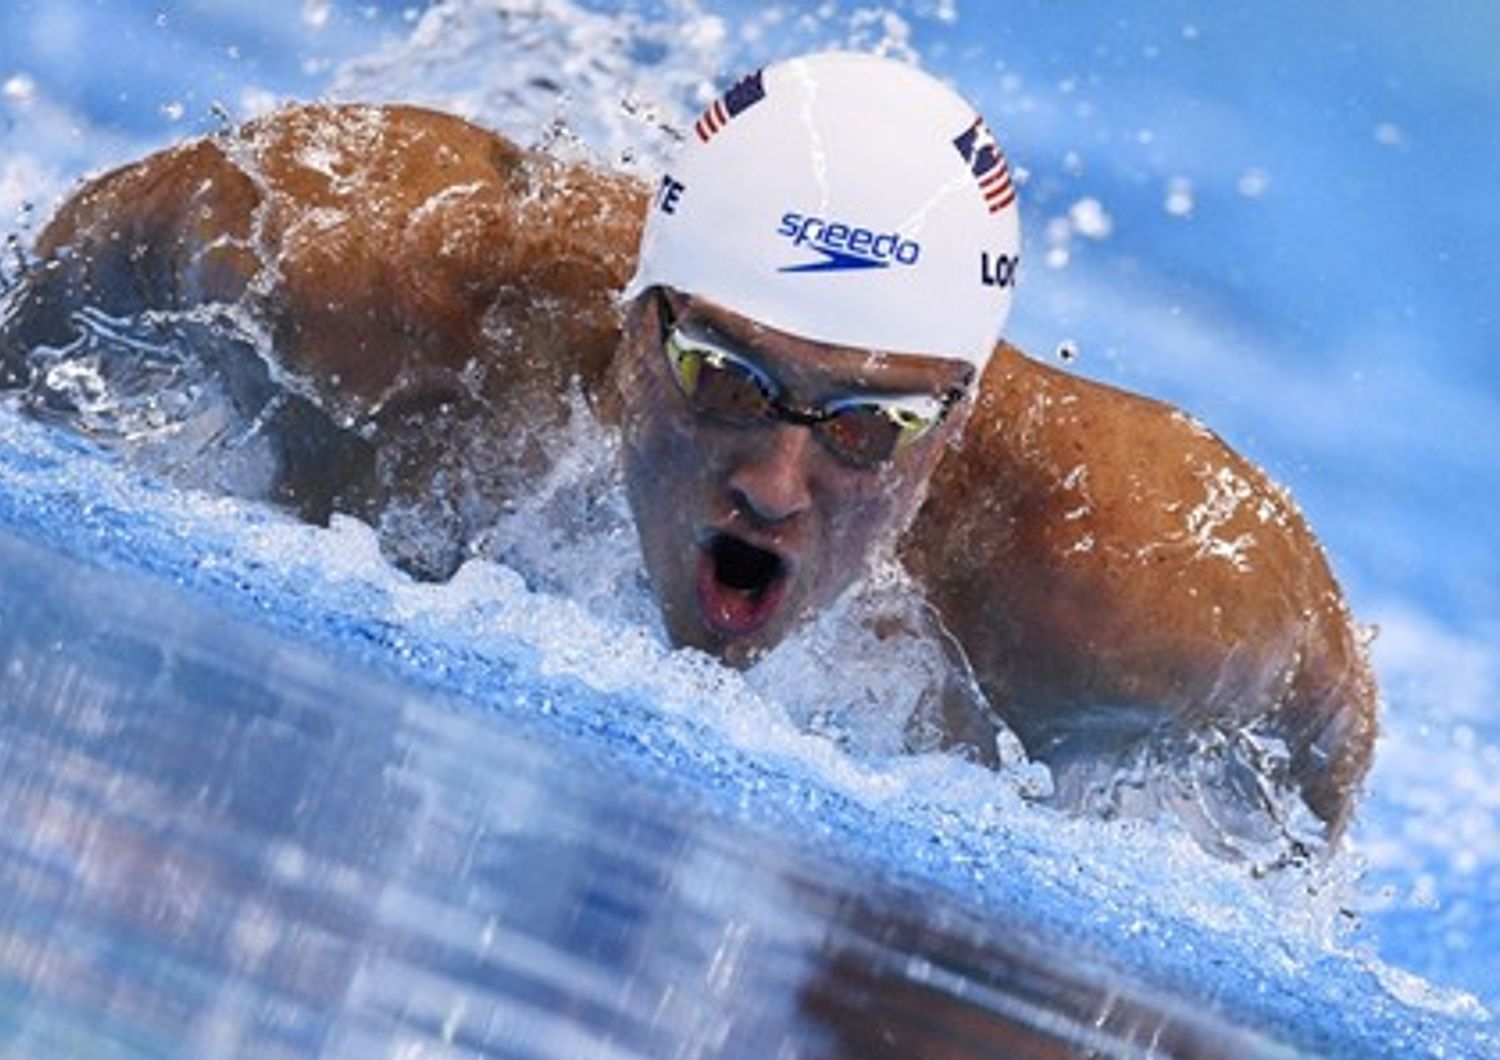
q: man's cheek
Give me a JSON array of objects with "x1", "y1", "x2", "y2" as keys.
[
  {"x1": 627, "y1": 411, "x2": 693, "y2": 477},
  {"x1": 825, "y1": 498, "x2": 883, "y2": 553},
  {"x1": 839, "y1": 477, "x2": 902, "y2": 529}
]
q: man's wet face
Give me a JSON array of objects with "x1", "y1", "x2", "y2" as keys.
[{"x1": 616, "y1": 288, "x2": 973, "y2": 667}]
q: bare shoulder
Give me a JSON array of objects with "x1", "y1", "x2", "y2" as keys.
[
  {"x1": 905, "y1": 342, "x2": 1377, "y2": 839},
  {"x1": 3, "y1": 103, "x2": 650, "y2": 576},
  {"x1": 943, "y1": 343, "x2": 1326, "y2": 603},
  {"x1": 13, "y1": 102, "x2": 648, "y2": 414}
]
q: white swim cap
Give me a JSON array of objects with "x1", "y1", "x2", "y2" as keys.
[{"x1": 625, "y1": 51, "x2": 1021, "y2": 370}]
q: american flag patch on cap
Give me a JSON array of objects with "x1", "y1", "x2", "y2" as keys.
[{"x1": 953, "y1": 117, "x2": 1016, "y2": 214}]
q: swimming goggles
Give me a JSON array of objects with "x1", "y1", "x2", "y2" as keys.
[{"x1": 656, "y1": 290, "x2": 964, "y2": 468}]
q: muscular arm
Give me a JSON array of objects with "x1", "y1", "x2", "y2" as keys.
[
  {"x1": 904, "y1": 344, "x2": 1377, "y2": 844},
  {"x1": 0, "y1": 137, "x2": 259, "y2": 375},
  {"x1": 4, "y1": 104, "x2": 645, "y2": 413},
  {"x1": 1, "y1": 104, "x2": 647, "y2": 568}
]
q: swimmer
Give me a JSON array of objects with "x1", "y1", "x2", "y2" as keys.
[{"x1": 0, "y1": 53, "x2": 1375, "y2": 858}]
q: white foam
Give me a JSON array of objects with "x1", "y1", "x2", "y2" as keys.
[
  {"x1": 0, "y1": 388, "x2": 1381, "y2": 982},
  {"x1": 327, "y1": 0, "x2": 729, "y2": 174}
]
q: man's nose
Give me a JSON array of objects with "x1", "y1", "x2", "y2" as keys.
[{"x1": 727, "y1": 424, "x2": 816, "y2": 525}]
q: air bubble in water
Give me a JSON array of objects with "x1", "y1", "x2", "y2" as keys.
[
  {"x1": 3, "y1": 74, "x2": 37, "y2": 105},
  {"x1": 1165, "y1": 176, "x2": 1194, "y2": 217},
  {"x1": 1069, "y1": 197, "x2": 1113, "y2": 240},
  {"x1": 1238, "y1": 169, "x2": 1271, "y2": 198}
]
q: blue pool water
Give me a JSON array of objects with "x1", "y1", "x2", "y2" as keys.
[
  {"x1": 0, "y1": 358, "x2": 1490, "y2": 1057},
  {"x1": 2, "y1": 1, "x2": 1498, "y2": 1055},
  {"x1": 0, "y1": 442, "x2": 1297, "y2": 1058}
]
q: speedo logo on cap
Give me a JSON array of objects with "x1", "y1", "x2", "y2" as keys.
[{"x1": 775, "y1": 212, "x2": 921, "y2": 273}]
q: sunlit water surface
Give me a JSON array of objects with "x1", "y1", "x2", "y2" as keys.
[{"x1": 1, "y1": 520, "x2": 1304, "y2": 1058}]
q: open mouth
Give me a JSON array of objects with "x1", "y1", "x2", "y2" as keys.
[{"x1": 696, "y1": 532, "x2": 791, "y2": 636}]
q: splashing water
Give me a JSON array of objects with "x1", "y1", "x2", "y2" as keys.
[{"x1": 2, "y1": 0, "x2": 1499, "y2": 1054}]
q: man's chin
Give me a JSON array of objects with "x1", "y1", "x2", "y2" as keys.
[{"x1": 660, "y1": 608, "x2": 784, "y2": 669}]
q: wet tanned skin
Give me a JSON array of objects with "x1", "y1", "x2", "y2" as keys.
[
  {"x1": 0, "y1": 104, "x2": 646, "y2": 573},
  {"x1": 0, "y1": 103, "x2": 1376, "y2": 844},
  {"x1": 902, "y1": 347, "x2": 1377, "y2": 835}
]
